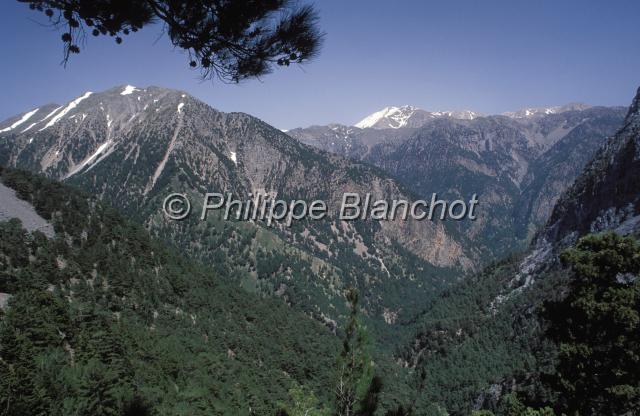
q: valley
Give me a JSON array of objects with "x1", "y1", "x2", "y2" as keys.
[
  {"x1": 1, "y1": 1, "x2": 639, "y2": 415},
  {"x1": 1, "y1": 84, "x2": 638, "y2": 415}
]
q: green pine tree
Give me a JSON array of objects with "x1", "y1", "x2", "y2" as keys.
[
  {"x1": 543, "y1": 232, "x2": 640, "y2": 415},
  {"x1": 334, "y1": 288, "x2": 381, "y2": 416}
]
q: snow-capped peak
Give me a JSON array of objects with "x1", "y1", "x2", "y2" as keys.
[
  {"x1": 355, "y1": 105, "x2": 421, "y2": 129},
  {"x1": 120, "y1": 85, "x2": 139, "y2": 95},
  {"x1": 355, "y1": 106, "x2": 482, "y2": 129}
]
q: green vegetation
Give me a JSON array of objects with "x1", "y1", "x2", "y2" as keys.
[
  {"x1": 334, "y1": 289, "x2": 381, "y2": 416},
  {"x1": 0, "y1": 168, "x2": 340, "y2": 415},
  {"x1": 471, "y1": 393, "x2": 555, "y2": 416},
  {"x1": 398, "y1": 232, "x2": 640, "y2": 415},
  {"x1": 543, "y1": 233, "x2": 640, "y2": 415},
  {"x1": 0, "y1": 168, "x2": 412, "y2": 415},
  {"x1": 1, "y1": 167, "x2": 638, "y2": 415},
  {"x1": 392, "y1": 253, "x2": 541, "y2": 414}
]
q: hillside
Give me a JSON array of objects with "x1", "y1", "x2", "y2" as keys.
[
  {"x1": 391, "y1": 87, "x2": 640, "y2": 415},
  {"x1": 0, "y1": 85, "x2": 477, "y2": 335},
  {"x1": 2, "y1": 84, "x2": 638, "y2": 415},
  {"x1": 0, "y1": 167, "x2": 341, "y2": 415}
]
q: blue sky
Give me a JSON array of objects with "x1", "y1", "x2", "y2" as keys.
[{"x1": 1, "y1": 0, "x2": 639, "y2": 130}]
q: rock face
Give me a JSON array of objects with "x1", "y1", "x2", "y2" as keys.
[
  {"x1": 0, "y1": 85, "x2": 469, "y2": 265},
  {"x1": 544, "y1": 87, "x2": 640, "y2": 245},
  {"x1": 289, "y1": 106, "x2": 626, "y2": 259},
  {"x1": 0, "y1": 85, "x2": 475, "y2": 327},
  {"x1": 0, "y1": 181, "x2": 54, "y2": 238},
  {"x1": 484, "y1": 87, "x2": 640, "y2": 308}
]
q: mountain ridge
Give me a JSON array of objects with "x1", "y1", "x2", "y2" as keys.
[
  {"x1": 289, "y1": 105, "x2": 627, "y2": 260},
  {"x1": 0, "y1": 84, "x2": 478, "y2": 334},
  {"x1": 543, "y1": 86, "x2": 640, "y2": 247},
  {"x1": 390, "y1": 85, "x2": 640, "y2": 414},
  {"x1": 347, "y1": 102, "x2": 597, "y2": 131}
]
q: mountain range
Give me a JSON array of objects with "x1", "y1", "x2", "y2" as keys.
[
  {"x1": 394, "y1": 87, "x2": 640, "y2": 413},
  {"x1": 1, "y1": 84, "x2": 639, "y2": 414},
  {"x1": 0, "y1": 85, "x2": 629, "y2": 329},
  {"x1": 349, "y1": 102, "x2": 593, "y2": 131},
  {"x1": 288, "y1": 103, "x2": 626, "y2": 256},
  {"x1": 0, "y1": 85, "x2": 479, "y2": 335}
]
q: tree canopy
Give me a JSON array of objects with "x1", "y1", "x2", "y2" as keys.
[
  {"x1": 543, "y1": 232, "x2": 640, "y2": 415},
  {"x1": 20, "y1": 0, "x2": 323, "y2": 82}
]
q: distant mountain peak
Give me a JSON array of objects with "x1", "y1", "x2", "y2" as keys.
[
  {"x1": 430, "y1": 110, "x2": 481, "y2": 120},
  {"x1": 0, "y1": 85, "x2": 195, "y2": 140},
  {"x1": 354, "y1": 105, "x2": 420, "y2": 129},
  {"x1": 503, "y1": 103, "x2": 592, "y2": 119},
  {"x1": 354, "y1": 105, "x2": 480, "y2": 129},
  {"x1": 120, "y1": 85, "x2": 140, "y2": 95}
]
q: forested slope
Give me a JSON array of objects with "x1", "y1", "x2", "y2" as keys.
[{"x1": 0, "y1": 167, "x2": 340, "y2": 415}]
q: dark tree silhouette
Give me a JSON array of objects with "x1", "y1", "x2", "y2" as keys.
[
  {"x1": 19, "y1": 0, "x2": 323, "y2": 82},
  {"x1": 121, "y1": 395, "x2": 153, "y2": 416}
]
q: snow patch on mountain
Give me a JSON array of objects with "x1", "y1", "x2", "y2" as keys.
[
  {"x1": 353, "y1": 102, "x2": 592, "y2": 129},
  {"x1": 21, "y1": 122, "x2": 37, "y2": 133},
  {"x1": 503, "y1": 103, "x2": 591, "y2": 119},
  {"x1": 40, "y1": 92, "x2": 92, "y2": 131},
  {"x1": 41, "y1": 106, "x2": 62, "y2": 122},
  {"x1": 355, "y1": 106, "x2": 419, "y2": 129},
  {"x1": 120, "y1": 85, "x2": 139, "y2": 95},
  {"x1": 355, "y1": 105, "x2": 481, "y2": 129},
  {"x1": 66, "y1": 140, "x2": 113, "y2": 178},
  {"x1": 431, "y1": 110, "x2": 480, "y2": 120},
  {"x1": 0, "y1": 108, "x2": 39, "y2": 133}
]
